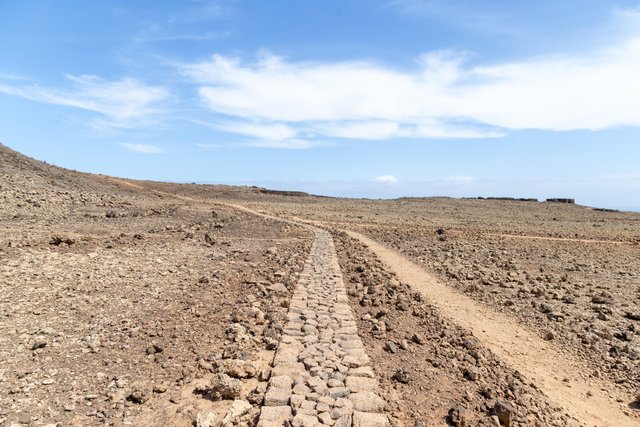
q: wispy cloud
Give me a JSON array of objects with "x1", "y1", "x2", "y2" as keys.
[
  {"x1": 190, "y1": 119, "x2": 314, "y2": 149},
  {"x1": 131, "y1": 0, "x2": 234, "y2": 44},
  {"x1": 446, "y1": 175, "x2": 474, "y2": 184},
  {"x1": 132, "y1": 31, "x2": 229, "y2": 43},
  {"x1": 119, "y1": 143, "x2": 163, "y2": 154},
  {"x1": 374, "y1": 175, "x2": 399, "y2": 184},
  {"x1": 242, "y1": 139, "x2": 323, "y2": 150},
  {"x1": 196, "y1": 143, "x2": 221, "y2": 149},
  {"x1": 215, "y1": 120, "x2": 298, "y2": 141},
  {"x1": 180, "y1": 19, "x2": 640, "y2": 145},
  {"x1": 383, "y1": 0, "x2": 520, "y2": 36},
  {"x1": 0, "y1": 72, "x2": 30, "y2": 81},
  {"x1": 0, "y1": 74, "x2": 168, "y2": 129}
]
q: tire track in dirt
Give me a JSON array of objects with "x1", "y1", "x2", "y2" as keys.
[{"x1": 344, "y1": 229, "x2": 637, "y2": 427}]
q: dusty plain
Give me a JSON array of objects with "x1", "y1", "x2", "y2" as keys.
[{"x1": 1, "y1": 143, "x2": 639, "y2": 427}]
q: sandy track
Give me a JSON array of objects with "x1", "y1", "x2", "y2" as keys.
[
  {"x1": 482, "y1": 232, "x2": 628, "y2": 245},
  {"x1": 345, "y1": 230, "x2": 637, "y2": 427}
]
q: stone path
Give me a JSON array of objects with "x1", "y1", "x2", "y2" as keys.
[{"x1": 258, "y1": 228, "x2": 390, "y2": 427}]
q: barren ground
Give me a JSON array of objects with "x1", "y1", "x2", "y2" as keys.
[
  {"x1": 238, "y1": 197, "x2": 640, "y2": 425},
  {"x1": 1, "y1": 144, "x2": 639, "y2": 426},
  {"x1": 1, "y1": 146, "x2": 313, "y2": 426}
]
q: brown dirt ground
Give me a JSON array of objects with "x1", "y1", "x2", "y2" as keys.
[
  {"x1": 231, "y1": 196, "x2": 640, "y2": 425},
  {"x1": 1, "y1": 145, "x2": 313, "y2": 426},
  {"x1": 2, "y1": 143, "x2": 639, "y2": 426}
]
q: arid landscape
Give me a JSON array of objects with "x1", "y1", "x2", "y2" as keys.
[{"x1": 1, "y1": 143, "x2": 639, "y2": 427}]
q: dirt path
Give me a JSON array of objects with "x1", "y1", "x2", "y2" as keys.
[
  {"x1": 294, "y1": 220, "x2": 631, "y2": 245},
  {"x1": 345, "y1": 230, "x2": 637, "y2": 427},
  {"x1": 104, "y1": 177, "x2": 198, "y2": 202},
  {"x1": 483, "y1": 232, "x2": 628, "y2": 245}
]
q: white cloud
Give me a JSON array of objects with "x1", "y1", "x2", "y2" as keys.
[
  {"x1": 243, "y1": 139, "x2": 323, "y2": 150},
  {"x1": 215, "y1": 121, "x2": 298, "y2": 141},
  {"x1": 446, "y1": 175, "x2": 474, "y2": 184},
  {"x1": 119, "y1": 143, "x2": 163, "y2": 154},
  {"x1": 0, "y1": 74, "x2": 168, "y2": 128},
  {"x1": 374, "y1": 175, "x2": 399, "y2": 184},
  {"x1": 317, "y1": 120, "x2": 400, "y2": 140},
  {"x1": 180, "y1": 21, "x2": 640, "y2": 144}
]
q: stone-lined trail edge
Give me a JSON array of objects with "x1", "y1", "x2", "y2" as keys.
[{"x1": 257, "y1": 228, "x2": 390, "y2": 427}]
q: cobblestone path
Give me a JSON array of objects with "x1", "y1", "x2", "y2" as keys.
[{"x1": 258, "y1": 228, "x2": 390, "y2": 427}]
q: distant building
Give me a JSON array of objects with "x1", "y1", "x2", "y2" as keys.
[{"x1": 546, "y1": 198, "x2": 575, "y2": 204}]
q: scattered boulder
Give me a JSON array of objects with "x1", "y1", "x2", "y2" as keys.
[
  {"x1": 391, "y1": 368, "x2": 411, "y2": 384},
  {"x1": 539, "y1": 303, "x2": 553, "y2": 314},
  {"x1": 31, "y1": 341, "x2": 47, "y2": 350},
  {"x1": 462, "y1": 367, "x2": 480, "y2": 382},
  {"x1": 146, "y1": 343, "x2": 164, "y2": 355},
  {"x1": 128, "y1": 382, "x2": 152, "y2": 404},
  {"x1": 625, "y1": 312, "x2": 640, "y2": 321},
  {"x1": 153, "y1": 383, "x2": 168, "y2": 394},
  {"x1": 493, "y1": 400, "x2": 516, "y2": 426},
  {"x1": 266, "y1": 246, "x2": 278, "y2": 255},
  {"x1": 199, "y1": 373, "x2": 242, "y2": 400},
  {"x1": 384, "y1": 341, "x2": 398, "y2": 353},
  {"x1": 195, "y1": 411, "x2": 218, "y2": 427},
  {"x1": 411, "y1": 333, "x2": 425, "y2": 345},
  {"x1": 448, "y1": 405, "x2": 469, "y2": 426},
  {"x1": 50, "y1": 236, "x2": 74, "y2": 246},
  {"x1": 591, "y1": 294, "x2": 611, "y2": 304},
  {"x1": 220, "y1": 359, "x2": 259, "y2": 379},
  {"x1": 267, "y1": 282, "x2": 288, "y2": 295}
]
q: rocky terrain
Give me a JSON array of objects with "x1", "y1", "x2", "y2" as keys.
[
  {"x1": 333, "y1": 231, "x2": 582, "y2": 426},
  {"x1": 365, "y1": 224, "x2": 640, "y2": 395},
  {"x1": 0, "y1": 145, "x2": 313, "y2": 426},
  {"x1": 237, "y1": 197, "x2": 640, "y2": 399},
  {"x1": 230, "y1": 197, "x2": 640, "y2": 425},
  {"x1": 1, "y1": 143, "x2": 639, "y2": 426}
]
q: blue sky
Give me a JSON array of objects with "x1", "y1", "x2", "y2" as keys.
[{"x1": 1, "y1": 1, "x2": 639, "y2": 210}]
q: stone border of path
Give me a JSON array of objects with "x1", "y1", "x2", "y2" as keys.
[{"x1": 257, "y1": 228, "x2": 390, "y2": 427}]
